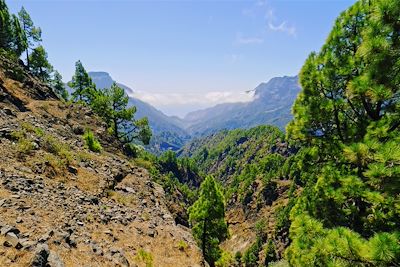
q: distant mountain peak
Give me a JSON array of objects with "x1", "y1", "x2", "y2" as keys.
[{"x1": 88, "y1": 71, "x2": 112, "y2": 76}]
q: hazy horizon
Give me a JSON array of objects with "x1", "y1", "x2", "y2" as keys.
[{"x1": 8, "y1": 0, "x2": 356, "y2": 117}]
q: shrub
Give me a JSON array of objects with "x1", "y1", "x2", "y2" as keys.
[
  {"x1": 234, "y1": 251, "x2": 242, "y2": 265},
  {"x1": 264, "y1": 240, "x2": 278, "y2": 266},
  {"x1": 11, "y1": 129, "x2": 35, "y2": 156},
  {"x1": 215, "y1": 250, "x2": 234, "y2": 267},
  {"x1": 255, "y1": 219, "x2": 267, "y2": 241},
  {"x1": 123, "y1": 143, "x2": 144, "y2": 157},
  {"x1": 83, "y1": 130, "x2": 102, "y2": 152},
  {"x1": 177, "y1": 240, "x2": 188, "y2": 251},
  {"x1": 11, "y1": 130, "x2": 25, "y2": 141},
  {"x1": 136, "y1": 249, "x2": 153, "y2": 267},
  {"x1": 17, "y1": 137, "x2": 35, "y2": 155},
  {"x1": 242, "y1": 237, "x2": 263, "y2": 267},
  {"x1": 43, "y1": 134, "x2": 73, "y2": 165},
  {"x1": 34, "y1": 127, "x2": 44, "y2": 137}
]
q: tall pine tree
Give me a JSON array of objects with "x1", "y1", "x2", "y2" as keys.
[
  {"x1": 52, "y1": 71, "x2": 68, "y2": 101},
  {"x1": 11, "y1": 14, "x2": 27, "y2": 56},
  {"x1": 29, "y1": 45, "x2": 53, "y2": 82},
  {"x1": 189, "y1": 176, "x2": 228, "y2": 267},
  {"x1": 286, "y1": 0, "x2": 400, "y2": 265},
  {"x1": 68, "y1": 60, "x2": 96, "y2": 104},
  {"x1": 0, "y1": 0, "x2": 13, "y2": 50},
  {"x1": 18, "y1": 6, "x2": 41, "y2": 69},
  {"x1": 91, "y1": 82, "x2": 151, "y2": 145}
]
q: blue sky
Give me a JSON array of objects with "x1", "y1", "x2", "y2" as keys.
[{"x1": 8, "y1": 0, "x2": 355, "y2": 117}]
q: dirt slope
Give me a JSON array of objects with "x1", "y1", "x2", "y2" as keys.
[{"x1": 0, "y1": 56, "x2": 204, "y2": 267}]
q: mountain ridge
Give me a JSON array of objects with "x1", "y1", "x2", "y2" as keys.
[{"x1": 81, "y1": 72, "x2": 301, "y2": 151}]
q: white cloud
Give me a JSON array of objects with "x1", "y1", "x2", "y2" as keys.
[
  {"x1": 268, "y1": 21, "x2": 296, "y2": 36},
  {"x1": 130, "y1": 90, "x2": 255, "y2": 108},
  {"x1": 242, "y1": 0, "x2": 296, "y2": 38},
  {"x1": 265, "y1": 5, "x2": 296, "y2": 37},
  {"x1": 235, "y1": 32, "x2": 264, "y2": 45}
]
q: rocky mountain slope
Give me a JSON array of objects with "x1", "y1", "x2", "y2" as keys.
[
  {"x1": 0, "y1": 56, "x2": 203, "y2": 266},
  {"x1": 183, "y1": 76, "x2": 300, "y2": 136}
]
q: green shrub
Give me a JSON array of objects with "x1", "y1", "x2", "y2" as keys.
[
  {"x1": 83, "y1": 130, "x2": 102, "y2": 152},
  {"x1": 215, "y1": 250, "x2": 234, "y2": 267},
  {"x1": 43, "y1": 134, "x2": 73, "y2": 164},
  {"x1": 264, "y1": 240, "x2": 278, "y2": 266},
  {"x1": 11, "y1": 130, "x2": 25, "y2": 141},
  {"x1": 234, "y1": 251, "x2": 242, "y2": 265},
  {"x1": 177, "y1": 240, "x2": 188, "y2": 251},
  {"x1": 255, "y1": 219, "x2": 267, "y2": 241},
  {"x1": 17, "y1": 137, "x2": 35, "y2": 155},
  {"x1": 136, "y1": 249, "x2": 153, "y2": 267},
  {"x1": 34, "y1": 127, "x2": 44, "y2": 137},
  {"x1": 242, "y1": 237, "x2": 263, "y2": 267}
]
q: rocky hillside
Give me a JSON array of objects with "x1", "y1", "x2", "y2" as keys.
[{"x1": 0, "y1": 56, "x2": 203, "y2": 266}]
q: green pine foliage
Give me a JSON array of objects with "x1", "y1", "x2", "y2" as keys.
[
  {"x1": 29, "y1": 45, "x2": 53, "y2": 82},
  {"x1": 0, "y1": 2, "x2": 29, "y2": 57},
  {"x1": 68, "y1": 60, "x2": 96, "y2": 103},
  {"x1": 83, "y1": 130, "x2": 102, "y2": 153},
  {"x1": 0, "y1": 0, "x2": 14, "y2": 50},
  {"x1": 1, "y1": 2, "x2": 54, "y2": 84},
  {"x1": 91, "y1": 82, "x2": 152, "y2": 146},
  {"x1": 52, "y1": 70, "x2": 68, "y2": 101},
  {"x1": 242, "y1": 237, "x2": 263, "y2": 267},
  {"x1": 135, "y1": 150, "x2": 199, "y2": 226},
  {"x1": 189, "y1": 175, "x2": 228, "y2": 266},
  {"x1": 18, "y1": 6, "x2": 41, "y2": 69},
  {"x1": 286, "y1": 0, "x2": 400, "y2": 265},
  {"x1": 180, "y1": 125, "x2": 294, "y2": 203}
]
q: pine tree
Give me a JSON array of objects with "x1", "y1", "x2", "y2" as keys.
[
  {"x1": 29, "y1": 45, "x2": 53, "y2": 82},
  {"x1": 18, "y1": 6, "x2": 41, "y2": 69},
  {"x1": 0, "y1": 0, "x2": 14, "y2": 50},
  {"x1": 91, "y1": 83, "x2": 152, "y2": 145},
  {"x1": 11, "y1": 14, "x2": 27, "y2": 56},
  {"x1": 286, "y1": 0, "x2": 400, "y2": 265},
  {"x1": 52, "y1": 71, "x2": 68, "y2": 101},
  {"x1": 68, "y1": 60, "x2": 96, "y2": 103},
  {"x1": 189, "y1": 176, "x2": 228, "y2": 266}
]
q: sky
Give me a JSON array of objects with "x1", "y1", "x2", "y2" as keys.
[{"x1": 8, "y1": 0, "x2": 356, "y2": 117}]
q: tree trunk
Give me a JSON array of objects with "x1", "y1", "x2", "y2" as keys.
[
  {"x1": 113, "y1": 118, "x2": 118, "y2": 139},
  {"x1": 25, "y1": 48, "x2": 29, "y2": 69}
]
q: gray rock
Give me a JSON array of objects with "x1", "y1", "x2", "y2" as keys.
[
  {"x1": 112, "y1": 251, "x2": 130, "y2": 267},
  {"x1": 39, "y1": 230, "x2": 54, "y2": 243},
  {"x1": 67, "y1": 166, "x2": 78, "y2": 175},
  {"x1": 72, "y1": 124, "x2": 84, "y2": 135},
  {"x1": 30, "y1": 244, "x2": 50, "y2": 267},
  {"x1": 91, "y1": 243, "x2": 103, "y2": 256},
  {"x1": 4, "y1": 232, "x2": 22, "y2": 249},
  {"x1": 1, "y1": 225, "x2": 20, "y2": 235},
  {"x1": 48, "y1": 251, "x2": 65, "y2": 267},
  {"x1": 21, "y1": 239, "x2": 36, "y2": 250}
]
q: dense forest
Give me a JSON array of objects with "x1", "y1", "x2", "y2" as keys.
[{"x1": 1, "y1": 0, "x2": 399, "y2": 266}]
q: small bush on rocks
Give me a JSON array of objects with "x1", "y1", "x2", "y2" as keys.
[{"x1": 83, "y1": 130, "x2": 102, "y2": 153}]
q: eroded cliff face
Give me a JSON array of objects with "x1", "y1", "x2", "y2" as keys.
[{"x1": 0, "y1": 57, "x2": 204, "y2": 267}]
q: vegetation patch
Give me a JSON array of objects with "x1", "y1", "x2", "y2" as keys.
[
  {"x1": 135, "y1": 249, "x2": 153, "y2": 267},
  {"x1": 83, "y1": 129, "x2": 102, "y2": 152}
]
